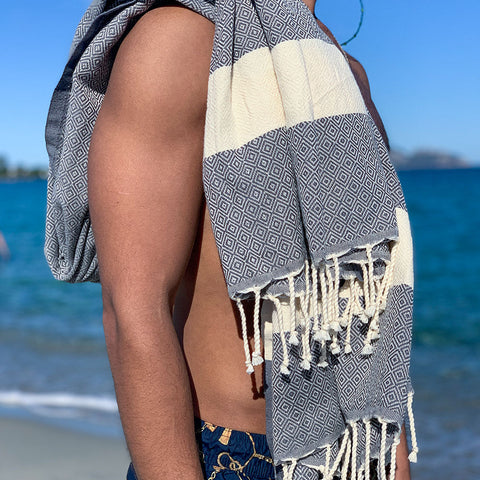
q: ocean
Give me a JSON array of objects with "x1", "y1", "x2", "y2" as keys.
[{"x1": 1, "y1": 171, "x2": 479, "y2": 478}]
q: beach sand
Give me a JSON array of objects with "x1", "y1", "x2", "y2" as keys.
[{"x1": 0, "y1": 416, "x2": 130, "y2": 479}]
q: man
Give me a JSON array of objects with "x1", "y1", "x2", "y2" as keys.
[{"x1": 86, "y1": 1, "x2": 411, "y2": 479}]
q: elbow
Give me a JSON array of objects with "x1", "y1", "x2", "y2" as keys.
[{"x1": 100, "y1": 284, "x2": 173, "y2": 354}]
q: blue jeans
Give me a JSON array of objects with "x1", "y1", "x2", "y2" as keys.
[{"x1": 126, "y1": 416, "x2": 275, "y2": 480}]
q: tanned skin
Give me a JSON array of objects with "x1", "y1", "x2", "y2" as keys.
[{"x1": 87, "y1": 1, "x2": 410, "y2": 479}]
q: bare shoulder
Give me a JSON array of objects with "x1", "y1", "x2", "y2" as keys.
[
  {"x1": 87, "y1": 3, "x2": 215, "y2": 307},
  {"x1": 102, "y1": 2, "x2": 215, "y2": 131}
]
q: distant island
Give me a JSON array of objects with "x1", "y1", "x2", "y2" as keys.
[
  {"x1": 389, "y1": 149, "x2": 472, "y2": 171},
  {"x1": 0, "y1": 155, "x2": 47, "y2": 180},
  {"x1": 0, "y1": 148, "x2": 476, "y2": 179}
]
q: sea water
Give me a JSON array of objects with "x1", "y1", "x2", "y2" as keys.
[{"x1": 0, "y1": 171, "x2": 479, "y2": 477}]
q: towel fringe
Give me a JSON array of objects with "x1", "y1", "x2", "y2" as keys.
[
  {"x1": 287, "y1": 274, "x2": 299, "y2": 346},
  {"x1": 251, "y1": 287, "x2": 264, "y2": 366},
  {"x1": 327, "y1": 427, "x2": 351, "y2": 480},
  {"x1": 311, "y1": 265, "x2": 319, "y2": 337},
  {"x1": 341, "y1": 434, "x2": 352, "y2": 480},
  {"x1": 350, "y1": 420, "x2": 358, "y2": 480},
  {"x1": 379, "y1": 420, "x2": 388, "y2": 480},
  {"x1": 318, "y1": 265, "x2": 331, "y2": 342},
  {"x1": 282, "y1": 459, "x2": 297, "y2": 480},
  {"x1": 279, "y1": 413, "x2": 416, "y2": 480},
  {"x1": 299, "y1": 262, "x2": 312, "y2": 370},
  {"x1": 364, "y1": 418, "x2": 371, "y2": 480},
  {"x1": 236, "y1": 298, "x2": 254, "y2": 374},
  {"x1": 236, "y1": 241, "x2": 399, "y2": 373},
  {"x1": 269, "y1": 295, "x2": 291, "y2": 375},
  {"x1": 407, "y1": 391, "x2": 419, "y2": 463},
  {"x1": 390, "y1": 432, "x2": 401, "y2": 480},
  {"x1": 324, "y1": 444, "x2": 331, "y2": 479}
]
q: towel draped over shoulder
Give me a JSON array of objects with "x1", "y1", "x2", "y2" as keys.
[{"x1": 45, "y1": 1, "x2": 418, "y2": 478}]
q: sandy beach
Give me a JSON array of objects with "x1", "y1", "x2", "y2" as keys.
[{"x1": 0, "y1": 415, "x2": 130, "y2": 479}]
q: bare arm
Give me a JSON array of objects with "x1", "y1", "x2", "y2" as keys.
[{"x1": 88, "y1": 6, "x2": 214, "y2": 480}]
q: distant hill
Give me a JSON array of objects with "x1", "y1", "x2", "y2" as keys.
[{"x1": 390, "y1": 149, "x2": 472, "y2": 171}]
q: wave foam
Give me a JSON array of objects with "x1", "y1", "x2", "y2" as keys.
[{"x1": 0, "y1": 390, "x2": 118, "y2": 413}]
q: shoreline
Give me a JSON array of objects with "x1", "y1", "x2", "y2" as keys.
[{"x1": 0, "y1": 413, "x2": 130, "y2": 479}]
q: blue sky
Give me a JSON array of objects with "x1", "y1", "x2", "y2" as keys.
[{"x1": 1, "y1": 0, "x2": 479, "y2": 168}]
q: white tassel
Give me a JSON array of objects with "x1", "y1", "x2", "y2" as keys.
[
  {"x1": 351, "y1": 279, "x2": 363, "y2": 316},
  {"x1": 361, "y1": 341, "x2": 374, "y2": 356},
  {"x1": 350, "y1": 421, "x2": 358, "y2": 480},
  {"x1": 378, "y1": 242, "x2": 399, "y2": 312},
  {"x1": 358, "y1": 466, "x2": 365, "y2": 480},
  {"x1": 328, "y1": 428, "x2": 351, "y2": 480},
  {"x1": 269, "y1": 295, "x2": 290, "y2": 376},
  {"x1": 287, "y1": 275, "x2": 299, "y2": 346},
  {"x1": 318, "y1": 265, "x2": 331, "y2": 342},
  {"x1": 333, "y1": 256, "x2": 341, "y2": 324},
  {"x1": 365, "y1": 245, "x2": 376, "y2": 318},
  {"x1": 324, "y1": 444, "x2": 331, "y2": 479},
  {"x1": 236, "y1": 299, "x2": 254, "y2": 374},
  {"x1": 284, "y1": 460, "x2": 297, "y2": 480},
  {"x1": 361, "y1": 262, "x2": 371, "y2": 318},
  {"x1": 325, "y1": 264, "x2": 335, "y2": 326},
  {"x1": 299, "y1": 264, "x2": 312, "y2": 370},
  {"x1": 304, "y1": 259, "x2": 310, "y2": 308},
  {"x1": 318, "y1": 341, "x2": 328, "y2": 368},
  {"x1": 343, "y1": 280, "x2": 355, "y2": 353},
  {"x1": 379, "y1": 420, "x2": 388, "y2": 480},
  {"x1": 311, "y1": 265, "x2": 320, "y2": 337},
  {"x1": 339, "y1": 287, "x2": 352, "y2": 328},
  {"x1": 326, "y1": 265, "x2": 341, "y2": 355},
  {"x1": 390, "y1": 433, "x2": 401, "y2": 480},
  {"x1": 364, "y1": 418, "x2": 371, "y2": 480},
  {"x1": 407, "y1": 391, "x2": 419, "y2": 463},
  {"x1": 341, "y1": 436, "x2": 352, "y2": 480},
  {"x1": 251, "y1": 287, "x2": 264, "y2": 366}
]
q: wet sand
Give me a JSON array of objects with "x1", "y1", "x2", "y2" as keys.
[{"x1": 0, "y1": 416, "x2": 130, "y2": 479}]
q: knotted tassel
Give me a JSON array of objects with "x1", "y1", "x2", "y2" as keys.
[
  {"x1": 236, "y1": 299, "x2": 254, "y2": 374},
  {"x1": 407, "y1": 391, "x2": 419, "y2": 463},
  {"x1": 317, "y1": 265, "x2": 331, "y2": 342},
  {"x1": 378, "y1": 242, "x2": 399, "y2": 313},
  {"x1": 341, "y1": 435, "x2": 352, "y2": 480},
  {"x1": 268, "y1": 295, "x2": 290, "y2": 376},
  {"x1": 328, "y1": 428, "x2": 351, "y2": 480},
  {"x1": 350, "y1": 421, "x2": 358, "y2": 480},
  {"x1": 364, "y1": 245, "x2": 377, "y2": 318},
  {"x1": 299, "y1": 262, "x2": 312, "y2": 370},
  {"x1": 343, "y1": 279, "x2": 356, "y2": 354},
  {"x1": 359, "y1": 262, "x2": 371, "y2": 325},
  {"x1": 379, "y1": 420, "x2": 388, "y2": 480},
  {"x1": 363, "y1": 418, "x2": 371, "y2": 480},
  {"x1": 390, "y1": 433, "x2": 401, "y2": 480},
  {"x1": 311, "y1": 265, "x2": 320, "y2": 339},
  {"x1": 288, "y1": 274, "x2": 299, "y2": 346},
  {"x1": 251, "y1": 287, "x2": 264, "y2": 366}
]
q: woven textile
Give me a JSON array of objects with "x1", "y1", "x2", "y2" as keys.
[{"x1": 45, "y1": 0, "x2": 417, "y2": 478}]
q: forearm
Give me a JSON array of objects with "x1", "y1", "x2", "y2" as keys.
[
  {"x1": 394, "y1": 425, "x2": 411, "y2": 479},
  {"x1": 104, "y1": 302, "x2": 204, "y2": 480}
]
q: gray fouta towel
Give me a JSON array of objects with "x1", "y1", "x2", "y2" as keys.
[{"x1": 45, "y1": 0, "x2": 418, "y2": 478}]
